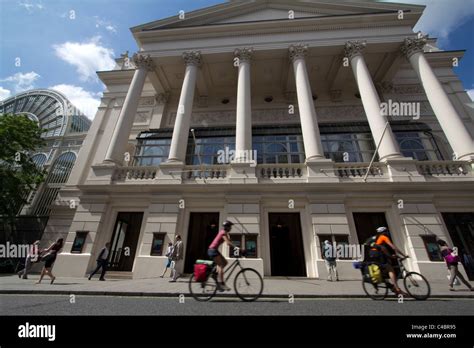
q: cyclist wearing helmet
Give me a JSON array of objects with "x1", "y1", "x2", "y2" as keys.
[
  {"x1": 208, "y1": 220, "x2": 239, "y2": 291},
  {"x1": 370, "y1": 226, "x2": 408, "y2": 295}
]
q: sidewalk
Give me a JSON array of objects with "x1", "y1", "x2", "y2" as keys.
[{"x1": 1, "y1": 274, "x2": 473, "y2": 298}]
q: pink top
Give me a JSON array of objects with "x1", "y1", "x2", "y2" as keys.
[{"x1": 209, "y1": 229, "x2": 226, "y2": 249}]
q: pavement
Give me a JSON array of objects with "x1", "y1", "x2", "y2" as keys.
[{"x1": 1, "y1": 274, "x2": 473, "y2": 298}]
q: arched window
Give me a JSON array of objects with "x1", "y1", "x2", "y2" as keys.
[
  {"x1": 46, "y1": 152, "x2": 77, "y2": 184},
  {"x1": 31, "y1": 153, "x2": 47, "y2": 168}
]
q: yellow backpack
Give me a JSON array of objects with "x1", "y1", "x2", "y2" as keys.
[{"x1": 368, "y1": 264, "x2": 383, "y2": 284}]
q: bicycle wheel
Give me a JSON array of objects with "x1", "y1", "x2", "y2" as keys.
[
  {"x1": 404, "y1": 272, "x2": 431, "y2": 300},
  {"x1": 362, "y1": 279, "x2": 389, "y2": 300},
  {"x1": 234, "y1": 268, "x2": 263, "y2": 302},
  {"x1": 188, "y1": 274, "x2": 217, "y2": 301}
]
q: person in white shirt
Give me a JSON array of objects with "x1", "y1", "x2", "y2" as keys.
[
  {"x1": 170, "y1": 235, "x2": 184, "y2": 282},
  {"x1": 88, "y1": 242, "x2": 110, "y2": 281},
  {"x1": 160, "y1": 242, "x2": 174, "y2": 278}
]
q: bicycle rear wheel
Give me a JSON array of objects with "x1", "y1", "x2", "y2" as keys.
[
  {"x1": 188, "y1": 274, "x2": 217, "y2": 301},
  {"x1": 234, "y1": 268, "x2": 263, "y2": 302},
  {"x1": 404, "y1": 272, "x2": 431, "y2": 300},
  {"x1": 362, "y1": 279, "x2": 389, "y2": 300}
]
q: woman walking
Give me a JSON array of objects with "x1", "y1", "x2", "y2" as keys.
[
  {"x1": 36, "y1": 238, "x2": 63, "y2": 284},
  {"x1": 160, "y1": 242, "x2": 173, "y2": 278},
  {"x1": 437, "y1": 239, "x2": 473, "y2": 291}
]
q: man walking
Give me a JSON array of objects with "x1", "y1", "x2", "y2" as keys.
[
  {"x1": 88, "y1": 242, "x2": 110, "y2": 281},
  {"x1": 18, "y1": 240, "x2": 40, "y2": 279},
  {"x1": 323, "y1": 240, "x2": 339, "y2": 281},
  {"x1": 170, "y1": 235, "x2": 183, "y2": 282}
]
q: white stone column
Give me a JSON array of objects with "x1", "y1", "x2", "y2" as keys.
[
  {"x1": 289, "y1": 44, "x2": 325, "y2": 161},
  {"x1": 345, "y1": 41, "x2": 403, "y2": 161},
  {"x1": 104, "y1": 54, "x2": 154, "y2": 164},
  {"x1": 234, "y1": 48, "x2": 253, "y2": 162},
  {"x1": 167, "y1": 51, "x2": 201, "y2": 163},
  {"x1": 402, "y1": 36, "x2": 474, "y2": 161}
]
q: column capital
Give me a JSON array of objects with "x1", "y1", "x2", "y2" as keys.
[
  {"x1": 401, "y1": 35, "x2": 428, "y2": 59},
  {"x1": 344, "y1": 41, "x2": 367, "y2": 60},
  {"x1": 155, "y1": 92, "x2": 170, "y2": 105},
  {"x1": 132, "y1": 53, "x2": 155, "y2": 71},
  {"x1": 289, "y1": 44, "x2": 308, "y2": 62},
  {"x1": 182, "y1": 51, "x2": 201, "y2": 67},
  {"x1": 234, "y1": 47, "x2": 253, "y2": 63}
]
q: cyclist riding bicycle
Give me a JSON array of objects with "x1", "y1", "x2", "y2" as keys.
[
  {"x1": 369, "y1": 226, "x2": 408, "y2": 295},
  {"x1": 208, "y1": 220, "x2": 239, "y2": 292}
]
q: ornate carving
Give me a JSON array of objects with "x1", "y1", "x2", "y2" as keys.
[
  {"x1": 401, "y1": 35, "x2": 428, "y2": 59},
  {"x1": 155, "y1": 92, "x2": 170, "y2": 105},
  {"x1": 289, "y1": 44, "x2": 308, "y2": 61},
  {"x1": 344, "y1": 41, "x2": 367, "y2": 60},
  {"x1": 134, "y1": 111, "x2": 150, "y2": 123},
  {"x1": 234, "y1": 47, "x2": 253, "y2": 63},
  {"x1": 182, "y1": 51, "x2": 201, "y2": 67},
  {"x1": 132, "y1": 53, "x2": 155, "y2": 71},
  {"x1": 139, "y1": 96, "x2": 155, "y2": 106}
]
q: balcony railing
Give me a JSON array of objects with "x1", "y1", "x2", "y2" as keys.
[
  {"x1": 334, "y1": 162, "x2": 385, "y2": 179},
  {"x1": 416, "y1": 161, "x2": 472, "y2": 176},
  {"x1": 257, "y1": 163, "x2": 306, "y2": 179},
  {"x1": 109, "y1": 160, "x2": 473, "y2": 184}
]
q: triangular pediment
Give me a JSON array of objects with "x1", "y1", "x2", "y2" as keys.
[{"x1": 132, "y1": 0, "x2": 424, "y2": 32}]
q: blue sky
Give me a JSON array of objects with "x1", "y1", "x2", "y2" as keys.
[{"x1": 0, "y1": 0, "x2": 473, "y2": 118}]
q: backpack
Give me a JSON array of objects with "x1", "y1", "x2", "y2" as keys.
[
  {"x1": 363, "y1": 235, "x2": 377, "y2": 261},
  {"x1": 368, "y1": 263, "x2": 383, "y2": 284},
  {"x1": 193, "y1": 260, "x2": 214, "y2": 282}
]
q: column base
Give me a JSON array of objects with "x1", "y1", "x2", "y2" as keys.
[
  {"x1": 228, "y1": 162, "x2": 258, "y2": 184},
  {"x1": 156, "y1": 161, "x2": 184, "y2": 184},
  {"x1": 382, "y1": 157, "x2": 425, "y2": 182},
  {"x1": 305, "y1": 158, "x2": 338, "y2": 183}
]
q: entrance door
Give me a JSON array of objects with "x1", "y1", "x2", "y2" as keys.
[
  {"x1": 353, "y1": 213, "x2": 390, "y2": 243},
  {"x1": 184, "y1": 212, "x2": 220, "y2": 273},
  {"x1": 108, "y1": 212, "x2": 144, "y2": 272},
  {"x1": 442, "y1": 213, "x2": 474, "y2": 280},
  {"x1": 269, "y1": 213, "x2": 306, "y2": 276}
]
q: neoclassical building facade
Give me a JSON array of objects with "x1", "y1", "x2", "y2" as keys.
[{"x1": 48, "y1": 0, "x2": 474, "y2": 281}]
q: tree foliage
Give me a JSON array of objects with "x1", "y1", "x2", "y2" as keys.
[{"x1": 0, "y1": 113, "x2": 47, "y2": 225}]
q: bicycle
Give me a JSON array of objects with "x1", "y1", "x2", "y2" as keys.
[
  {"x1": 188, "y1": 250, "x2": 264, "y2": 302},
  {"x1": 358, "y1": 256, "x2": 431, "y2": 300}
]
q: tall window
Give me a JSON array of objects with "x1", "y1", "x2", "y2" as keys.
[
  {"x1": 395, "y1": 131, "x2": 442, "y2": 161},
  {"x1": 134, "y1": 138, "x2": 171, "y2": 166},
  {"x1": 321, "y1": 133, "x2": 375, "y2": 163},
  {"x1": 253, "y1": 135, "x2": 305, "y2": 164},
  {"x1": 186, "y1": 136, "x2": 235, "y2": 165}
]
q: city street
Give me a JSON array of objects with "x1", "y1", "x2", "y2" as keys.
[{"x1": 1, "y1": 294, "x2": 473, "y2": 316}]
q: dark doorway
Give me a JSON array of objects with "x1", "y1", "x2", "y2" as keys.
[
  {"x1": 269, "y1": 213, "x2": 306, "y2": 277},
  {"x1": 353, "y1": 212, "x2": 390, "y2": 244},
  {"x1": 442, "y1": 213, "x2": 474, "y2": 280},
  {"x1": 108, "y1": 212, "x2": 144, "y2": 272},
  {"x1": 184, "y1": 212, "x2": 220, "y2": 273}
]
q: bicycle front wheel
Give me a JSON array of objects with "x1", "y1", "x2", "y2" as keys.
[
  {"x1": 234, "y1": 268, "x2": 263, "y2": 302},
  {"x1": 188, "y1": 274, "x2": 217, "y2": 301},
  {"x1": 362, "y1": 279, "x2": 389, "y2": 300},
  {"x1": 404, "y1": 272, "x2": 431, "y2": 300}
]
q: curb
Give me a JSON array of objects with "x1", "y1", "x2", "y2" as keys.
[{"x1": 1, "y1": 290, "x2": 473, "y2": 299}]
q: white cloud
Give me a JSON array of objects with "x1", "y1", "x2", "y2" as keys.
[
  {"x1": 50, "y1": 84, "x2": 101, "y2": 119},
  {"x1": 53, "y1": 36, "x2": 116, "y2": 82},
  {"x1": 0, "y1": 87, "x2": 12, "y2": 101},
  {"x1": 379, "y1": 0, "x2": 474, "y2": 44},
  {"x1": 94, "y1": 16, "x2": 118, "y2": 34},
  {"x1": 19, "y1": 1, "x2": 44, "y2": 13},
  {"x1": 0, "y1": 71, "x2": 41, "y2": 93}
]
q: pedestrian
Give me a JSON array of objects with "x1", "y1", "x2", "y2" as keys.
[
  {"x1": 323, "y1": 240, "x2": 339, "y2": 281},
  {"x1": 160, "y1": 242, "x2": 173, "y2": 278},
  {"x1": 169, "y1": 235, "x2": 183, "y2": 282},
  {"x1": 437, "y1": 239, "x2": 473, "y2": 291},
  {"x1": 36, "y1": 238, "x2": 63, "y2": 284},
  {"x1": 17, "y1": 240, "x2": 41, "y2": 279},
  {"x1": 88, "y1": 242, "x2": 111, "y2": 281}
]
